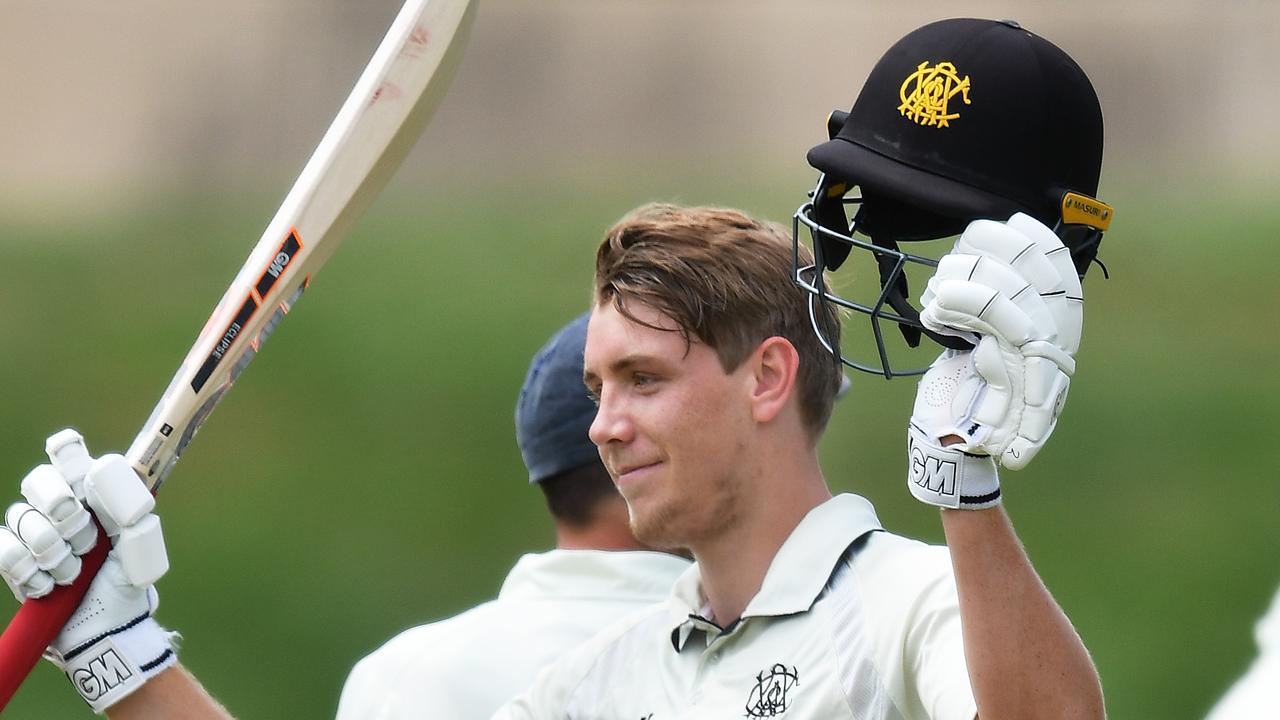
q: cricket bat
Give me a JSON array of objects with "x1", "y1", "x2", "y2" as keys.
[{"x1": 0, "y1": 0, "x2": 476, "y2": 708}]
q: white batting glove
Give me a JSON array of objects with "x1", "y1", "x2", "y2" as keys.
[
  {"x1": 907, "y1": 214, "x2": 1082, "y2": 510},
  {"x1": 0, "y1": 430, "x2": 176, "y2": 713}
]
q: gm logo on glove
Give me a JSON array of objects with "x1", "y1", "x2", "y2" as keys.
[
  {"x1": 70, "y1": 643, "x2": 134, "y2": 703},
  {"x1": 909, "y1": 437, "x2": 957, "y2": 498}
]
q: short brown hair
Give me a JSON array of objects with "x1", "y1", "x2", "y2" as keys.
[
  {"x1": 537, "y1": 461, "x2": 620, "y2": 528},
  {"x1": 594, "y1": 203, "x2": 842, "y2": 435}
]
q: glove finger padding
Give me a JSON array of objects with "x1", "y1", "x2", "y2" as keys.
[
  {"x1": 923, "y1": 289, "x2": 1072, "y2": 468},
  {"x1": 922, "y1": 275, "x2": 1060, "y2": 357},
  {"x1": 3, "y1": 502, "x2": 81, "y2": 586},
  {"x1": 84, "y1": 455, "x2": 168, "y2": 587},
  {"x1": 45, "y1": 429, "x2": 95, "y2": 502},
  {"x1": 0, "y1": 526, "x2": 53, "y2": 601},
  {"x1": 968, "y1": 337, "x2": 1069, "y2": 470},
  {"x1": 22, "y1": 464, "x2": 97, "y2": 555},
  {"x1": 1006, "y1": 212, "x2": 1085, "y2": 354},
  {"x1": 921, "y1": 254, "x2": 1050, "y2": 339},
  {"x1": 970, "y1": 336, "x2": 1020, "y2": 434},
  {"x1": 1001, "y1": 361, "x2": 1072, "y2": 470},
  {"x1": 932, "y1": 213, "x2": 1084, "y2": 355},
  {"x1": 956, "y1": 218, "x2": 1062, "y2": 288},
  {"x1": 1006, "y1": 212, "x2": 1084, "y2": 298}
]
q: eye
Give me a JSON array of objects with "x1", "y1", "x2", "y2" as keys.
[
  {"x1": 585, "y1": 385, "x2": 601, "y2": 406},
  {"x1": 633, "y1": 373, "x2": 658, "y2": 390}
]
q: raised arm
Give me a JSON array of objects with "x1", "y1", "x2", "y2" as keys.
[
  {"x1": 907, "y1": 214, "x2": 1105, "y2": 719},
  {"x1": 941, "y1": 507, "x2": 1103, "y2": 719}
]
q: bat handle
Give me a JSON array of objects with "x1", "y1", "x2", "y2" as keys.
[{"x1": 0, "y1": 523, "x2": 110, "y2": 711}]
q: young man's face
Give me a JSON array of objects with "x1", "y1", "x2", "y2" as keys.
[{"x1": 583, "y1": 300, "x2": 754, "y2": 550}]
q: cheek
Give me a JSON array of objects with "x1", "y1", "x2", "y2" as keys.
[{"x1": 667, "y1": 386, "x2": 749, "y2": 460}]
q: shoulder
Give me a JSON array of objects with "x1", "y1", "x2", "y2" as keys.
[
  {"x1": 548, "y1": 599, "x2": 672, "y2": 684},
  {"x1": 339, "y1": 593, "x2": 608, "y2": 719},
  {"x1": 851, "y1": 531, "x2": 955, "y2": 591},
  {"x1": 833, "y1": 531, "x2": 959, "y2": 625},
  {"x1": 351, "y1": 608, "x2": 485, "y2": 671},
  {"x1": 817, "y1": 532, "x2": 971, "y2": 719},
  {"x1": 338, "y1": 602, "x2": 505, "y2": 718},
  {"x1": 499, "y1": 601, "x2": 671, "y2": 717},
  {"x1": 820, "y1": 531, "x2": 961, "y2": 665}
]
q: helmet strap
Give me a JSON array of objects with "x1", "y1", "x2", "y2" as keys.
[{"x1": 870, "y1": 231, "x2": 974, "y2": 352}]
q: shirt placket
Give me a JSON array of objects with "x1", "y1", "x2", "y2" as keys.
[{"x1": 680, "y1": 616, "x2": 747, "y2": 716}]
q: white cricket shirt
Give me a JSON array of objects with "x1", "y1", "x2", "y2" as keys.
[
  {"x1": 1205, "y1": 583, "x2": 1280, "y2": 719},
  {"x1": 496, "y1": 494, "x2": 977, "y2": 720},
  {"x1": 336, "y1": 549, "x2": 690, "y2": 720}
]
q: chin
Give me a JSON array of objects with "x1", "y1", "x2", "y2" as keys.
[{"x1": 627, "y1": 502, "x2": 685, "y2": 549}]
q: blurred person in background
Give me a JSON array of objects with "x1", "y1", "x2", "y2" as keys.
[{"x1": 335, "y1": 311, "x2": 690, "y2": 718}]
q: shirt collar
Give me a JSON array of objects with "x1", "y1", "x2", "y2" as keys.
[
  {"x1": 498, "y1": 548, "x2": 690, "y2": 602},
  {"x1": 666, "y1": 493, "x2": 882, "y2": 649}
]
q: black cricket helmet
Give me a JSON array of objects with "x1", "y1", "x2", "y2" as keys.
[{"x1": 793, "y1": 18, "x2": 1115, "y2": 378}]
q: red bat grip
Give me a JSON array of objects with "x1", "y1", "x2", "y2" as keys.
[{"x1": 0, "y1": 523, "x2": 110, "y2": 711}]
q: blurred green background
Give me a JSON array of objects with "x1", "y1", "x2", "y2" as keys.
[{"x1": 2, "y1": 2, "x2": 1278, "y2": 718}]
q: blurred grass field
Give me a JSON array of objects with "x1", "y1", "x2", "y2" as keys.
[{"x1": 0, "y1": 177, "x2": 1276, "y2": 718}]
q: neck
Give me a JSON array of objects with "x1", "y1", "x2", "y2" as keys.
[
  {"x1": 554, "y1": 496, "x2": 650, "y2": 552},
  {"x1": 692, "y1": 444, "x2": 830, "y2": 626}
]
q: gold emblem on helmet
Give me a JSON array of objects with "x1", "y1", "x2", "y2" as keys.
[{"x1": 898, "y1": 61, "x2": 971, "y2": 128}]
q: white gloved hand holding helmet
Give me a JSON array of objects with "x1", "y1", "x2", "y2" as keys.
[{"x1": 908, "y1": 213, "x2": 1083, "y2": 510}]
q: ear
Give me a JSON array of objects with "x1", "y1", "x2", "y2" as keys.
[{"x1": 748, "y1": 336, "x2": 800, "y2": 424}]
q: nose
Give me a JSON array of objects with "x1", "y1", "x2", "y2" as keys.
[{"x1": 588, "y1": 386, "x2": 634, "y2": 448}]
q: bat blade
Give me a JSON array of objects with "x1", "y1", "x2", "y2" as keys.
[
  {"x1": 0, "y1": 0, "x2": 475, "y2": 708},
  {"x1": 132, "y1": 0, "x2": 475, "y2": 491}
]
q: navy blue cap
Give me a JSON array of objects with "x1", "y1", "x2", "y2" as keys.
[{"x1": 516, "y1": 312, "x2": 601, "y2": 483}]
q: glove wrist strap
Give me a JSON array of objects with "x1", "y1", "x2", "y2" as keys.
[
  {"x1": 908, "y1": 424, "x2": 1002, "y2": 510},
  {"x1": 52, "y1": 616, "x2": 178, "y2": 713}
]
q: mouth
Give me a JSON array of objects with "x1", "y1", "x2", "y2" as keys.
[{"x1": 613, "y1": 461, "x2": 662, "y2": 486}]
